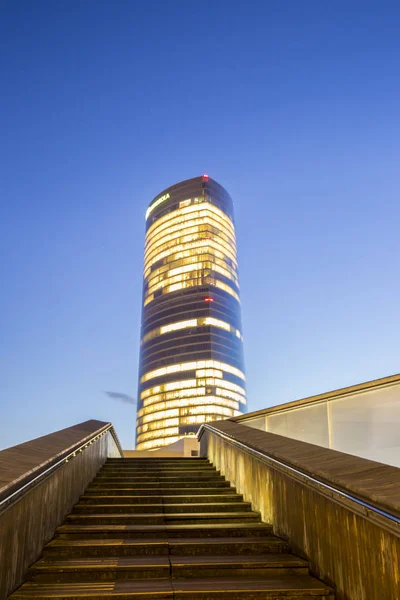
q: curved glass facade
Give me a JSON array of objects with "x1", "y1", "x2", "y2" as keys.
[{"x1": 136, "y1": 175, "x2": 246, "y2": 450}]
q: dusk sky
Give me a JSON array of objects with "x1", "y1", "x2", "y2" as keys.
[{"x1": 1, "y1": 1, "x2": 400, "y2": 450}]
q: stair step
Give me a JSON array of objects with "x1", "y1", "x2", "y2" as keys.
[
  {"x1": 169, "y1": 536, "x2": 291, "y2": 556},
  {"x1": 27, "y1": 557, "x2": 170, "y2": 583},
  {"x1": 78, "y1": 494, "x2": 244, "y2": 505},
  {"x1": 91, "y1": 476, "x2": 225, "y2": 482},
  {"x1": 106, "y1": 459, "x2": 208, "y2": 463},
  {"x1": 55, "y1": 523, "x2": 274, "y2": 539},
  {"x1": 170, "y1": 553, "x2": 308, "y2": 577},
  {"x1": 88, "y1": 481, "x2": 230, "y2": 489},
  {"x1": 43, "y1": 536, "x2": 290, "y2": 559},
  {"x1": 99, "y1": 466, "x2": 216, "y2": 471},
  {"x1": 65, "y1": 512, "x2": 261, "y2": 525},
  {"x1": 84, "y1": 487, "x2": 236, "y2": 496},
  {"x1": 170, "y1": 576, "x2": 334, "y2": 599},
  {"x1": 44, "y1": 538, "x2": 169, "y2": 558},
  {"x1": 27, "y1": 554, "x2": 309, "y2": 583},
  {"x1": 9, "y1": 575, "x2": 334, "y2": 598},
  {"x1": 73, "y1": 503, "x2": 252, "y2": 514},
  {"x1": 98, "y1": 467, "x2": 218, "y2": 473}
]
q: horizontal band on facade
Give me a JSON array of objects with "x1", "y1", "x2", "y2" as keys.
[
  {"x1": 141, "y1": 316, "x2": 243, "y2": 345},
  {"x1": 140, "y1": 359, "x2": 246, "y2": 385}
]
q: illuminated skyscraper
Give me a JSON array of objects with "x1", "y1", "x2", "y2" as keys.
[{"x1": 136, "y1": 175, "x2": 246, "y2": 450}]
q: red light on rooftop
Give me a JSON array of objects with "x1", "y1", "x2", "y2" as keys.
[
  {"x1": 204, "y1": 297, "x2": 214, "y2": 302},
  {"x1": 202, "y1": 174, "x2": 209, "y2": 180}
]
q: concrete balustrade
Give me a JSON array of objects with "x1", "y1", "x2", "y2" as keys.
[
  {"x1": 199, "y1": 419, "x2": 400, "y2": 600},
  {"x1": 0, "y1": 420, "x2": 123, "y2": 599}
]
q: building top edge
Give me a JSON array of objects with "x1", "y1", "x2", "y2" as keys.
[{"x1": 147, "y1": 175, "x2": 227, "y2": 208}]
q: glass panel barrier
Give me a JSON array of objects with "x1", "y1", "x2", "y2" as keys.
[{"x1": 240, "y1": 377, "x2": 400, "y2": 468}]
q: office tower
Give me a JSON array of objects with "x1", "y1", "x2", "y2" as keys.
[{"x1": 136, "y1": 175, "x2": 246, "y2": 450}]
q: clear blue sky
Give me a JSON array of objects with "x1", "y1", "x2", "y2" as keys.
[{"x1": 1, "y1": 1, "x2": 399, "y2": 450}]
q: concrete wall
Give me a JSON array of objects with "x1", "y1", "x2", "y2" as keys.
[
  {"x1": 0, "y1": 421, "x2": 122, "y2": 599},
  {"x1": 200, "y1": 421, "x2": 400, "y2": 600}
]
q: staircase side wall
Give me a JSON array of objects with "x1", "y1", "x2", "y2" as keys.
[
  {"x1": 0, "y1": 430, "x2": 120, "y2": 600},
  {"x1": 200, "y1": 426, "x2": 400, "y2": 600}
]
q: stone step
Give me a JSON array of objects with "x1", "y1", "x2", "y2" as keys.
[
  {"x1": 65, "y1": 512, "x2": 261, "y2": 526},
  {"x1": 84, "y1": 487, "x2": 236, "y2": 496},
  {"x1": 43, "y1": 538, "x2": 169, "y2": 559},
  {"x1": 72, "y1": 502, "x2": 252, "y2": 514},
  {"x1": 43, "y1": 536, "x2": 290, "y2": 559},
  {"x1": 55, "y1": 523, "x2": 274, "y2": 540},
  {"x1": 104, "y1": 456, "x2": 211, "y2": 465},
  {"x1": 95, "y1": 474, "x2": 217, "y2": 479},
  {"x1": 99, "y1": 466, "x2": 216, "y2": 472},
  {"x1": 91, "y1": 477, "x2": 225, "y2": 485},
  {"x1": 170, "y1": 554, "x2": 309, "y2": 578},
  {"x1": 9, "y1": 575, "x2": 334, "y2": 599},
  {"x1": 99, "y1": 465, "x2": 216, "y2": 470},
  {"x1": 27, "y1": 554, "x2": 309, "y2": 583},
  {"x1": 27, "y1": 557, "x2": 170, "y2": 583},
  {"x1": 78, "y1": 494, "x2": 244, "y2": 505},
  {"x1": 88, "y1": 480, "x2": 230, "y2": 489},
  {"x1": 169, "y1": 536, "x2": 291, "y2": 556},
  {"x1": 99, "y1": 464, "x2": 216, "y2": 473},
  {"x1": 100, "y1": 464, "x2": 216, "y2": 468}
]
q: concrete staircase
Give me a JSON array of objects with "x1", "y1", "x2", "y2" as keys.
[{"x1": 10, "y1": 458, "x2": 334, "y2": 599}]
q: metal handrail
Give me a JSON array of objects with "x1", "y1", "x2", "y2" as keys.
[
  {"x1": 197, "y1": 423, "x2": 400, "y2": 530},
  {"x1": 0, "y1": 423, "x2": 121, "y2": 511}
]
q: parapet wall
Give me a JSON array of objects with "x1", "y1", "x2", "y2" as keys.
[
  {"x1": 0, "y1": 420, "x2": 123, "y2": 599},
  {"x1": 199, "y1": 419, "x2": 400, "y2": 600}
]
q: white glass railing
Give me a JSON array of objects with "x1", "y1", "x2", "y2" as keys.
[{"x1": 239, "y1": 375, "x2": 400, "y2": 468}]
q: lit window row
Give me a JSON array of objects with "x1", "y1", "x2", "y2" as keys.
[
  {"x1": 141, "y1": 408, "x2": 179, "y2": 424},
  {"x1": 145, "y1": 233, "x2": 238, "y2": 272},
  {"x1": 145, "y1": 210, "x2": 236, "y2": 251},
  {"x1": 140, "y1": 359, "x2": 245, "y2": 384},
  {"x1": 145, "y1": 222, "x2": 237, "y2": 266},
  {"x1": 146, "y1": 266, "x2": 239, "y2": 300},
  {"x1": 140, "y1": 376, "x2": 246, "y2": 405},
  {"x1": 196, "y1": 368, "x2": 223, "y2": 378},
  {"x1": 143, "y1": 387, "x2": 207, "y2": 409},
  {"x1": 144, "y1": 245, "x2": 237, "y2": 280},
  {"x1": 144, "y1": 238, "x2": 238, "y2": 274},
  {"x1": 137, "y1": 437, "x2": 181, "y2": 451},
  {"x1": 137, "y1": 405, "x2": 238, "y2": 435},
  {"x1": 145, "y1": 214, "x2": 236, "y2": 257},
  {"x1": 137, "y1": 410, "x2": 236, "y2": 435},
  {"x1": 145, "y1": 208, "x2": 236, "y2": 258},
  {"x1": 137, "y1": 427, "x2": 179, "y2": 442},
  {"x1": 146, "y1": 263, "x2": 239, "y2": 299},
  {"x1": 138, "y1": 402, "x2": 238, "y2": 425},
  {"x1": 160, "y1": 319, "x2": 197, "y2": 335},
  {"x1": 137, "y1": 417, "x2": 180, "y2": 433},
  {"x1": 144, "y1": 275, "x2": 241, "y2": 306},
  {"x1": 146, "y1": 233, "x2": 236, "y2": 276},
  {"x1": 214, "y1": 280, "x2": 240, "y2": 303},
  {"x1": 146, "y1": 202, "x2": 235, "y2": 243},
  {"x1": 145, "y1": 252, "x2": 239, "y2": 290},
  {"x1": 146, "y1": 257, "x2": 238, "y2": 291},
  {"x1": 146, "y1": 202, "x2": 235, "y2": 242},
  {"x1": 216, "y1": 387, "x2": 247, "y2": 405},
  {"x1": 141, "y1": 379, "x2": 198, "y2": 400},
  {"x1": 137, "y1": 408, "x2": 241, "y2": 444},
  {"x1": 137, "y1": 395, "x2": 240, "y2": 419}
]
